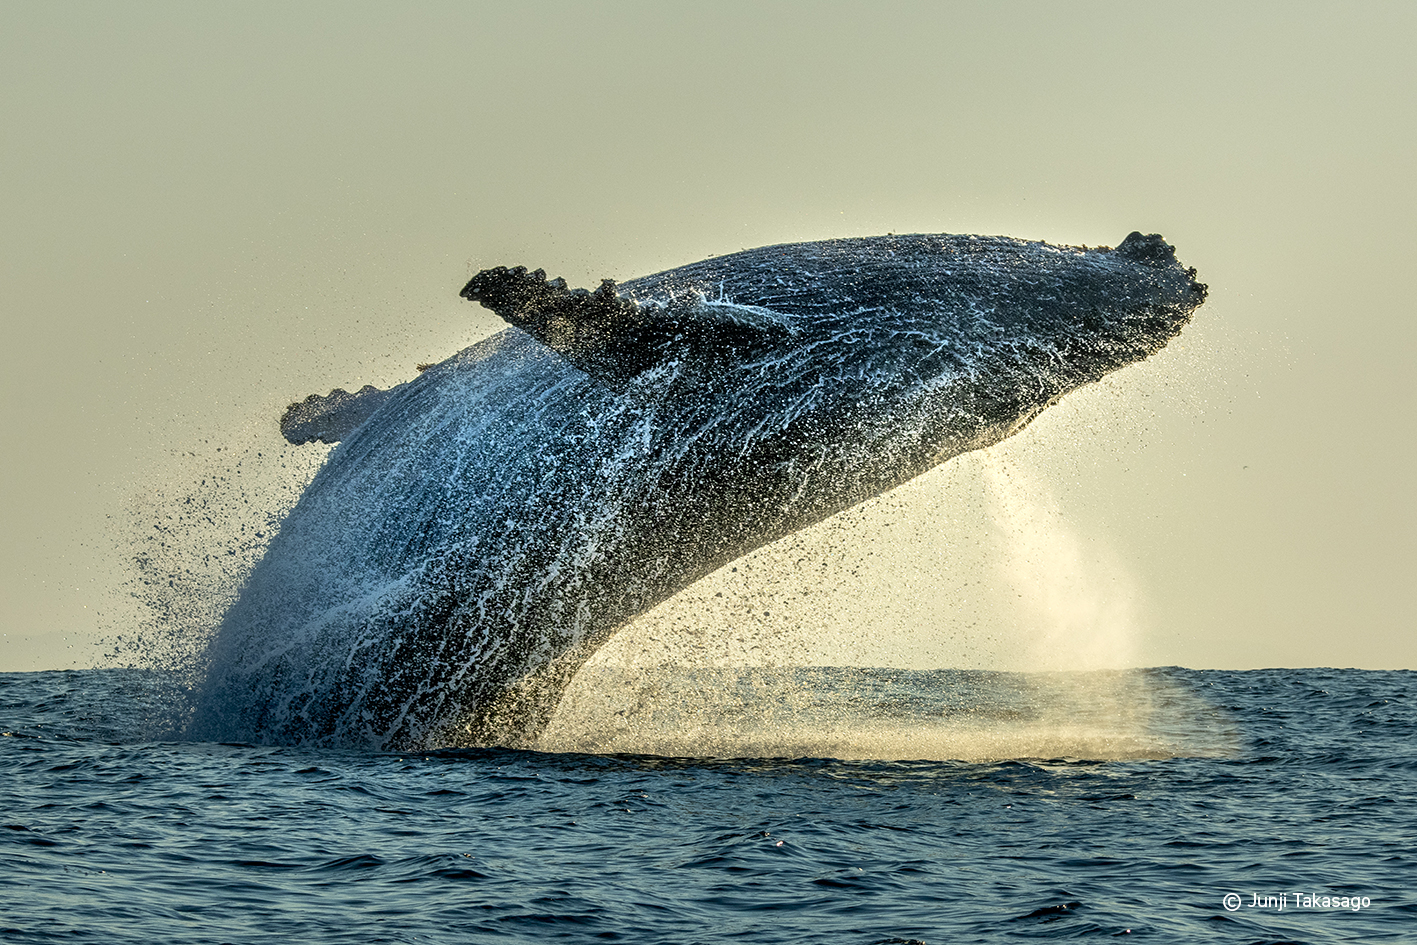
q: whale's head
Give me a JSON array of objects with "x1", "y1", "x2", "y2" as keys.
[{"x1": 460, "y1": 231, "x2": 1206, "y2": 510}]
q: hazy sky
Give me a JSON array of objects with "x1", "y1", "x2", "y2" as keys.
[{"x1": 2, "y1": 1, "x2": 1413, "y2": 672}]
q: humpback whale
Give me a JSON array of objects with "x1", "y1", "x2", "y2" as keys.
[{"x1": 186, "y1": 231, "x2": 1207, "y2": 749}]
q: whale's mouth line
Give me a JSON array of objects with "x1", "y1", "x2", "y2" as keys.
[{"x1": 188, "y1": 231, "x2": 1207, "y2": 750}]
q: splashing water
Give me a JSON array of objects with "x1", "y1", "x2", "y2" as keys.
[
  {"x1": 105, "y1": 430, "x2": 329, "y2": 690},
  {"x1": 536, "y1": 665, "x2": 1230, "y2": 761},
  {"x1": 535, "y1": 442, "x2": 1215, "y2": 762},
  {"x1": 111, "y1": 420, "x2": 1219, "y2": 760}
]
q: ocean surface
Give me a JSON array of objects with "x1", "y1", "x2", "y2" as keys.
[{"x1": 2, "y1": 665, "x2": 1413, "y2": 943}]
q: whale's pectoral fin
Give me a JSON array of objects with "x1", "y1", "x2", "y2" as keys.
[
  {"x1": 280, "y1": 384, "x2": 395, "y2": 444},
  {"x1": 460, "y1": 266, "x2": 793, "y2": 384}
]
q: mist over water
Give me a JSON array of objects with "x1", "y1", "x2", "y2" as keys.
[
  {"x1": 533, "y1": 445, "x2": 1214, "y2": 762},
  {"x1": 981, "y1": 453, "x2": 1142, "y2": 673},
  {"x1": 537, "y1": 665, "x2": 1232, "y2": 762}
]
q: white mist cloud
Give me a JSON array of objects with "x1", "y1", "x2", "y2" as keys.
[{"x1": 981, "y1": 453, "x2": 1142, "y2": 671}]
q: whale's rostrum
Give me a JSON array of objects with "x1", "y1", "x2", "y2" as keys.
[{"x1": 187, "y1": 232, "x2": 1206, "y2": 749}]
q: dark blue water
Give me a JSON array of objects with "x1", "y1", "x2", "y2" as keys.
[{"x1": 2, "y1": 666, "x2": 1413, "y2": 943}]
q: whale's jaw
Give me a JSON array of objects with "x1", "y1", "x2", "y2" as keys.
[{"x1": 187, "y1": 232, "x2": 1206, "y2": 750}]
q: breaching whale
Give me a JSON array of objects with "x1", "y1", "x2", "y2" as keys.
[{"x1": 186, "y1": 231, "x2": 1207, "y2": 749}]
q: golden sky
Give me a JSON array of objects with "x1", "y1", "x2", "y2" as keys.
[{"x1": 2, "y1": 1, "x2": 1413, "y2": 670}]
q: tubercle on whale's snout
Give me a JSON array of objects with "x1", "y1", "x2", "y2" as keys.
[
  {"x1": 1114, "y1": 231, "x2": 1208, "y2": 303},
  {"x1": 1114, "y1": 231, "x2": 1176, "y2": 266},
  {"x1": 1187, "y1": 270, "x2": 1209, "y2": 304}
]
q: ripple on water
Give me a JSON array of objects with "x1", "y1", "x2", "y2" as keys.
[{"x1": 0, "y1": 667, "x2": 1413, "y2": 943}]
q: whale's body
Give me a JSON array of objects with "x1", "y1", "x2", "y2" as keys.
[{"x1": 187, "y1": 232, "x2": 1206, "y2": 749}]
